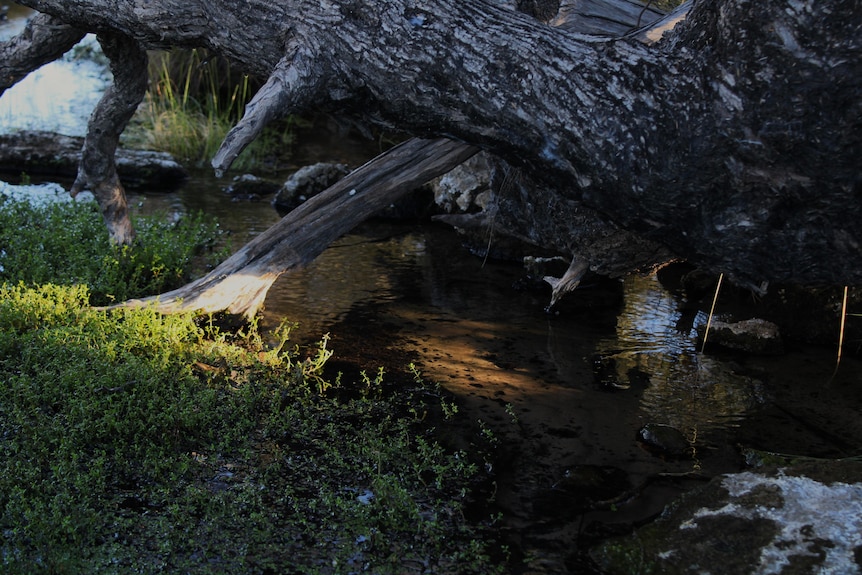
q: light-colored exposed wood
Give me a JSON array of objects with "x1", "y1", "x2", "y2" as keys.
[{"x1": 114, "y1": 138, "x2": 478, "y2": 318}]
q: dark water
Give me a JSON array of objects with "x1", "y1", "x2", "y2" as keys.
[{"x1": 130, "y1": 175, "x2": 862, "y2": 571}]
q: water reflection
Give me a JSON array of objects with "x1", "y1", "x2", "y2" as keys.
[
  {"x1": 264, "y1": 228, "x2": 418, "y2": 339},
  {"x1": 0, "y1": 26, "x2": 109, "y2": 137},
  {"x1": 593, "y1": 274, "x2": 765, "y2": 435},
  {"x1": 0, "y1": 3, "x2": 33, "y2": 38},
  {"x1": 3, "y1": 6, "x2": 860, "y2": 567},
  {"x1": 608, "y1": 273, "x2": 698, "y2": 355}
]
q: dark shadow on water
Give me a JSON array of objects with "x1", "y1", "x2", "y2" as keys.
[{"x1": 127, "y1": 169, "x2": 862, "y2": 571}]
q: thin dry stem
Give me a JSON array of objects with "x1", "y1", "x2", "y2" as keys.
[
  {"x1": 832, "y1": 285, "x2": 849, "y2": 379},
  {"x1": 701, "y1": 272, "x2": 724, "y2": 353}
]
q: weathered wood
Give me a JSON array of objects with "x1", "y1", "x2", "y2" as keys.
[
  {"x1": 69, "y1": 32, "x2": 149, "y2": 245},
  {"x1": 0, "y1": 131, "x2": 188, "y2": 189},
  {"x1": 552, "y1": 0, "x2": 666, "y2": 35},
  {"x1": 4, "y1": 0, "x2": 861, "y2": 309},
  {"x1": 116, "y1": 138, "x2": 478, "y2": 318}
]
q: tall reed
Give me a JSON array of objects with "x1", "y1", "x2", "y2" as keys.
[{"x1": 129, "y1": 49, "x2": 292, "y2": 170}]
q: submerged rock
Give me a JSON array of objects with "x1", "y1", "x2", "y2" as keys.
[
  {"x1": 637, "y1": 423, "x2": 692, "y2": 459},
  {"x1": 591, "y1": 460, "x2": 862, "y2": 575},
  {"x1": 533, "y1": 465, "x2": 632, "y2": 516},
  {"x1": 701, "y1": 318, "x2": 784, "y2": 355},
  {"x1": 222, "y1": 173, "x2": 280, "y2": 201}
]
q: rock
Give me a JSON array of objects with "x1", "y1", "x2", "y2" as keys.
[
  {"x1": 637, "y1": 423, "x2": 692, "y2": 459},
  {"x1": 431, "y1": 153, "x2": 540, "y2": 260},
  {"x1": 272, "y1": 162, "x2": 350, "y2": 212},
  {"x1": 591, "y1": 460, "x2": 862, "y2": 575},
  {"x1": 700, "y1": 318, "x2": 784, "y2": 355},
  {"x1": 0, "y1": 130, "x2": 187, "y2": 189},
  {"x1": 533, "y1": 465, "x2": 632, "y2": 516},
  {"x1": 222, "y1": 173, "x2": 279, "y2": 201},
  {"x1": 431, "y1": 152, "x2": 491, "y2": 214}
]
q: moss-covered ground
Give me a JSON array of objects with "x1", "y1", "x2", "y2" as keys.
[{"x1": 0, "y1": 195, "x2": 505, "y2": 574}]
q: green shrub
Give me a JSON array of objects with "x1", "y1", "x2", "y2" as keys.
[
  {"x1": 0, "y1": 195, "x2": 225, "y2": 305},
  {"x1": 125, "y1": 48, "x2": 295, "y2": 170},
  {"x1": 0, "y1": 285, "x2": 502, "y2": 574}
]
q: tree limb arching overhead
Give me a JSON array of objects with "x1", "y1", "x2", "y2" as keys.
[{"x1": 3, "y1": 0, "x2": 861, "y2": 318}]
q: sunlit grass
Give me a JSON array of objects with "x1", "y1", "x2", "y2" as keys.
[{"x1": 0, "y1": 194, "x2": 226, "y2": 305}]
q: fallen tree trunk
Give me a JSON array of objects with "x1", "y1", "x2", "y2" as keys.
[
  {"x1": 0, "y1": 131, "x2": 188, "y2": 189},
  {"x1": 3, "y1": 0, "x2": 861, "y2": 316},
  {"x1": 117, "y1": 137, "x2": 478, "y2": 318}
]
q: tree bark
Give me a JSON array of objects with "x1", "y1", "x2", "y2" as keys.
[
  {"x1": 68, "y1": 32, "x2": 149, "y2": 245},
  {"x1": 4, "y1": 0, "x2": 861, "y2": 309}
]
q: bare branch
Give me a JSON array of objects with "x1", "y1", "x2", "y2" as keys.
[
  {"x1": 116, "y1": 138, "x2": 479, "y2": 318},
  {"x1": 212, "y1": 48, "x2": 321, "y2": 175}
]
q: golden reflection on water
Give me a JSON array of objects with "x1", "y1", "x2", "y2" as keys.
[{"x1": 256, "y1": 222, "x2": 764, "y2": 443}]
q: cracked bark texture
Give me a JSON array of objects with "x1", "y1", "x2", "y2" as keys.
[{"x1": 5, "y1": 0, "x2": 862, "y2": 291}]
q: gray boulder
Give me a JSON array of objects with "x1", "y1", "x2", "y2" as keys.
[
  {"x1": 431, "y1": 152, "x2": 491, "y2": 214},
  {"x1": 701, "y1": 318, "x2": 784, "y2": 355},
  {"x1": 223, "y1": 173, "x2": 280, "y2": 201}
]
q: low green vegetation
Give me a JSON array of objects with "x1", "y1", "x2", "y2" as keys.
[
  {"x1": 0, "y1": 196, "x2": 225, "y2": 306},
  {"x1": 0, "y1": 199, "x2": 504, "y2": 573}
]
